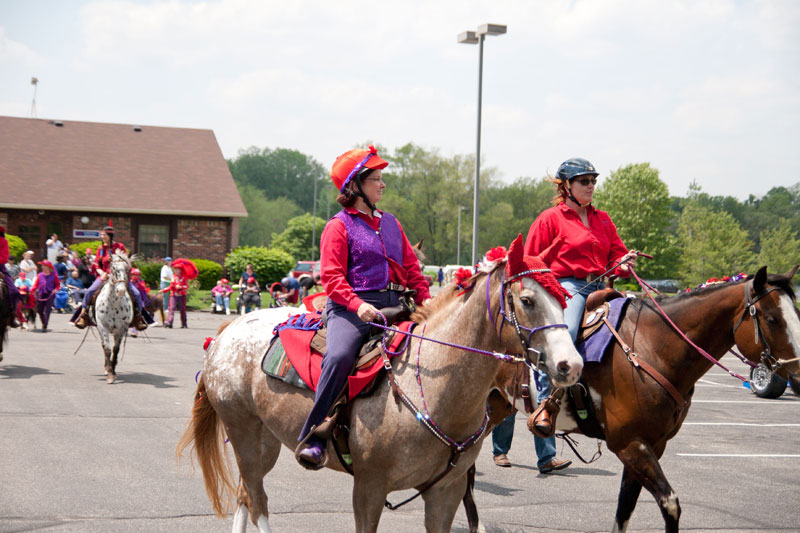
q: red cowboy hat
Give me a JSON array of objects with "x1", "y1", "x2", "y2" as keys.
[
  {"x1": 330, "y1": 145, "x2": 388, "y2": 192},
  {"x1": 171, "y1": 258, "x2": 198, "y2": 280},
  {"x1": 38, "y1": 260, "x2": 54, "y2": 269},
  {"x1": 220, "y1": 278, "x2": 228, "y2": 284},
  {"x1": 131, "y1": 268, "x2": 141, "y2": 276},
  {"x1": 247, "y1": 277, "x2": 256, "y2": 283}
]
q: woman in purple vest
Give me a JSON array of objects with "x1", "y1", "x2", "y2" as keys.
[{"x1": 297, "y1": 145, "x2": 431, "y2": 469}]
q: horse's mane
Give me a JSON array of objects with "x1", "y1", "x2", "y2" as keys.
[
  {"x1": 410, "y1": 266, "x2": 495, "y2": 323},
  {"x1": 631, "y1": 271, "x2": 796, "y2": 314}
]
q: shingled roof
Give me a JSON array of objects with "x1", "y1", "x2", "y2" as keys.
[{"x1": 0, "y1": 116, "x2": 247, "y2": 218}]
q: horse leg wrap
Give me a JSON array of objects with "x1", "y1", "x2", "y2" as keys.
[{"x1": 527, "y1": 388, "x2": 565, "y2": 439}]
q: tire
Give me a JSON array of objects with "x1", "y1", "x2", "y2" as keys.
[
  {"x1": 749, "y1": 364, "x2": 787, "y2": 399},
  {"x1": 789, "y1": 374, "x2": 800, "y2": 396}
]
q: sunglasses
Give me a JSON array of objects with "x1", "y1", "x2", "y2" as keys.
[{"x1": 573, "y1": 177, "x2": 597, "y2": 186}]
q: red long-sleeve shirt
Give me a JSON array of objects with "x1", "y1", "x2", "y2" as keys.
[
  {"x1": 320, "y1": 207, "x2": 431, "y2": 312},
  {"x1": 162, "y1": 274, "x2": 188, "y2": 296},
  {"x1": 91, "y1": 243, "x2": 128, "y2": 277},
  {"x1": 0, "y1": 236, "x2": 8, "y2": 265},
  {"x1": 524, "y1": 203, "x2": 630, "y2": 280}
]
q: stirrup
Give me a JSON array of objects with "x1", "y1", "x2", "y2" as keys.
[{"x1": 295, "y1": 429, "x2": 328, "y2": 471}]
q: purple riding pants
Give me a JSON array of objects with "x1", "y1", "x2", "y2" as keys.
[{"x1": 299, "y1": 289, "x2": 401, "y2": 442}]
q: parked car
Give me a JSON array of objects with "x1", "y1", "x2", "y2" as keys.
[
  {"x1": 749, "y1": 364, "x2": 800, "y2": 399},
  {"x1": 642, "y1": 279, "x2": 681, "y2": 293},
  {"x1": 292, "y1": 261, "x2": 320, "y2": 281}
]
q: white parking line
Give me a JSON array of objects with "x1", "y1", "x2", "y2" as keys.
[
  {"x1": 693, "y1": 400, "x2": 797, "y2": 404},
  {"x1": 678, "y1": 453, "x2": 800, "y2": 457},
  {"x1": 683, "y1": 422, "x2": 800, "y2": 427},
  {"x1": 697, "y1": 379, "x2": 745, "y2": 388}
]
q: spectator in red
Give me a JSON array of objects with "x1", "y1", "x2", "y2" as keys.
[{"x1": 162, "y1": 261, "x2": 190, "y2": 328}]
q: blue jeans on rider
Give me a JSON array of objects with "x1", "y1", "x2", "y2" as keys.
[
  {"x1": 558, "y1": 277, "x2": 605, "y2": 342},
  {"x1": 490, "y1": 370, "x2": 558, "y2": 468},
  {"x1": 299, "y1": 289, "x2": 401, "y2": 443}
]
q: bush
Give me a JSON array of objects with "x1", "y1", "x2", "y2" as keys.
[
  {"x1": 225, "y1": 246, "x2": 295, "y2": 287},
  {"x1": 69, "y1": 240, "x2": 102, "y2": 258},
  {"x1": 190, "y1": 258, "x2": 223, "y2": 290},
  {"x1": 5, "y1": 234, "x2": 27, "y2": 260},
  {"x1": 133, "y1": 259, "x2": 163, "y2": 289}
]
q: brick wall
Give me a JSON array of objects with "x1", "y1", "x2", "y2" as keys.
[
  {"x1": 72, "y1": 214, "x2": 133, "y2": 246},
  {"x1": 173, "y1": 217, "x2": 229, "y2": 265}
]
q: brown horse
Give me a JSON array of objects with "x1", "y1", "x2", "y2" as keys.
[
  {"x1": 496, "y1": 266, "x2": 800, "y2": 533},
  {"x1": 178, "y1": 245, "x2": 584, "y2": 532}
]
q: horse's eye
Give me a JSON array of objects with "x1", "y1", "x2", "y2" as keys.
[
  {"x1": 520, "y1": 296, "x2": 535, "y2": 307},
  {"x1": 765, "y1": 315, "x2": 778, "y2": 325}
]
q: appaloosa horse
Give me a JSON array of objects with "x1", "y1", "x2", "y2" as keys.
[
  {"x1": 94, "y1": 250, "x2": 134, "y2": 384},
  {"x1": 178, "y1": 238, "x2": 584, "y2": 532},
  {"x1": 498, "y1": 265, "x2": 800, "y2": 533}
]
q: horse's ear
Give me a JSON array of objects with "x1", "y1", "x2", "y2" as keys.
[
  {"x1": 414, "y1": 239, "x2": 424, "y2": 251},
  {"x1": 783, "y1": 264, "x2": 799, "y2": 281},
  {"x1": 753, "y1": 266, "x2": 768, "y2": 293},
  {"x1": 506, "y1": 234, "x2": 525, "y2": 272},
  {"x1": 535, "y1": 235, "x2": 565, "y2": 267}
]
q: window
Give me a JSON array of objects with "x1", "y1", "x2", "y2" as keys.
[{"x1": 138, "y1": 224, "x2": 169, "y2": 259}]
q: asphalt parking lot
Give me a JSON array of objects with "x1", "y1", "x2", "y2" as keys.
[{"x1": 1, "y1": 310, "x2": 798, "y2": 532}]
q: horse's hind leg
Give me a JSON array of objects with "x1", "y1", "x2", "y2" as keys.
[
  {"x1": 226, "y1": 416, "x2": 280, "y2": 532},
  {"x1": 422, "y1": 473, "x2": 469, "y2": 533},
  {"x1": 615, "y1": 440, "x2": 679, "y2": 533}
]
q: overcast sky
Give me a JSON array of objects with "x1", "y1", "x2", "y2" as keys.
[{"x1": 2, "y1": 0, "x2": 798, "y2": 200}]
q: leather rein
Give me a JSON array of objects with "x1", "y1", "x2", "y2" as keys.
[{"x1": 630, "y1": 269, "x2": 791, "y2": 408}]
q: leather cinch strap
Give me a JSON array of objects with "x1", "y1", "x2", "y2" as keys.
[{"x1": 602, "y1": 316, "x2": 688, "y2": 411}]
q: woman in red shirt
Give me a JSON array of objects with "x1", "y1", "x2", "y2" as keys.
[
  {"x1": 296, "y1": 145, "x2": 430, "y2": 469},
  {"x1": 523, "y1": 157, "x2": 637, "y2": 437}
]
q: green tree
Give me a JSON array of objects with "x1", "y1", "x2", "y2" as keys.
[
  {"x1": 228, "y1": 147, "x2": 326, "y2": 212},
  {"x1": 271, "y1": 214, "x2": 326, "y2": 261},
  {"x1": 756, "y1": 218, "x2": 800, "y2": 274},
  {"x1": 677, "y1": 203, "x2": 756, "y2": 284},
  {"x1": 593, "y1": 163, "x2": 680, "y2": 278},
  {"x1": 237, "y1": 184, "x2": 302, "y2": 247},
  {"x1": 381, "y1": 143, "x2": 476, "y2": 265}
]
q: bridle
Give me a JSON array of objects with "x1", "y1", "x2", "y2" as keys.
[
  {"x1": 732, "y1": 280, "x2": 787, "y2": 372},
  {"x1": 109, "y1": 256, "x2": 130, "y2": 286},
  {"x1": 487, "y1": 268, "x2": 568, "y2": 373}
]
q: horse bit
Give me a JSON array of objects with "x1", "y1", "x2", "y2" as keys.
[{"x1": 488, "y1": 268, "x2": 568, "y2": 373}]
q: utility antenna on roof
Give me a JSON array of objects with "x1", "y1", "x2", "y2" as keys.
[{"x1": 29, "y1": 77, "x2": 39, "y2": 118}]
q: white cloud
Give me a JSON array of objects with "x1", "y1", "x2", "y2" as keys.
[{"x1": 0, "y1": 26, "x2": 42, "y2": 66}]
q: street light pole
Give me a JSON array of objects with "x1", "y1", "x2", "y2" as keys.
[
  {"x1": 311, "y1": 173, "x2": 318, "y2": 262},
  {"x1": 458, "y1": 23, "x2": 506, "y2": 267},
  {"x1": 457, "y1": 205, "x2": 467, "y2": 265}
]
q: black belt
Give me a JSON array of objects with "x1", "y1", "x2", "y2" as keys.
[{"x1": 380, "y1": 283, "x2": 407, "y2": 292}]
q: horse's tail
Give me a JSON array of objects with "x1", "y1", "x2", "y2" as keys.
[{"x1": 176, "y1": 375, "x2": 236, "y2": 517}]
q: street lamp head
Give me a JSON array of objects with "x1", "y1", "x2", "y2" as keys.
[
  {"x1": 477, "y1": 23, "x2": 507, "y2": 36},
  {"x1": 457, "y1": 31, "x2": 479, "y2": 44}
]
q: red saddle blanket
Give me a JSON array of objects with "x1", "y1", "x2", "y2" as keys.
[{"x1": 276, "y1": 316, "x2": 414, "y2": 401}]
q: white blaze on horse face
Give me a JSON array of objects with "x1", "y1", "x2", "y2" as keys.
[
  {"x1": 778, "y1": 294, "x2": 800, "y2": 369},
  {"x1": 521, "y1": 277, "x2": 583, "y2": 387}
]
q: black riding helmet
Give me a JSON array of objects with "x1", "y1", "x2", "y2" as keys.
[
  {"x1": 556, "y1": 158, "x2": 598, "y2": 181},
  {"x1": 557, "y1": 157, "x2": 598, "y2": 207}
]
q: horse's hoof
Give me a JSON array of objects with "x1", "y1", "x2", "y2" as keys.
[{"x1": 106, "y1": 373, "x2": 116, "y2": 384}]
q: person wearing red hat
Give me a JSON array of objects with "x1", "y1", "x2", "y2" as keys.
[
  {"x1": 161, "y1": 262, "x2": 189, "y2": 328},
  {"x1": 211, "y1": 277, "x2": 233, "y2": 314},
  {"x1": 71, "y1": 225, "x2": 151, "y2": 330},
  {"x1": 30, "y1": 260, "x2": 60, "y2": 331},
  {"x1": 0, "y1": 225, "x2": 21, "y2": 327},
  {"x1": 296, "y1": 145, "x2": 431, "y2": 469},
  {"x1": 240, "y1": 276, "x2": 261, "y2": 314}
]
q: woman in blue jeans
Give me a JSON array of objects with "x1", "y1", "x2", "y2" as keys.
[{"x1": 492, "y1": 158, "x2": 636, "y2": 471}]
